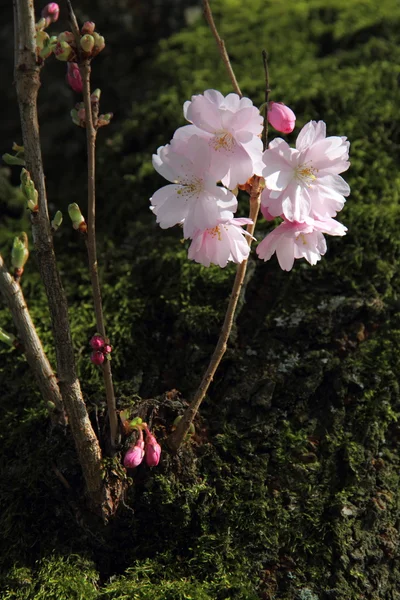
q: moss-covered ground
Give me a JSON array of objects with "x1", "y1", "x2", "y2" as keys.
[{"x1": 1, "y1": 0, "x2": 400, "y2": 597}]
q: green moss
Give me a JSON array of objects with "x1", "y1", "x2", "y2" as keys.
[{"x1": 2, "y1": 0, "x2": 400, "y2": 597}]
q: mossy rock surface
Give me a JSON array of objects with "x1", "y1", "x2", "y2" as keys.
[{"x1": 1, "y1": 0, "x2": 400, "y2": 598}]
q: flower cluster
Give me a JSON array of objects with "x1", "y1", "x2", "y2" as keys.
[
  {"x1": 150, "y1": 89, "x2": 263, "y2": 268},
  {"x1": 123, "y1": 427, "x2": 161, "y2": 468},
  {"x1": 257, "y1": 120, "x2": 350, "y2": 270},
  {"x1": 89, "y1": 334, "x2": 112, "y2": 365},
  {"x1": 150, "y1": 89, "x2": 350, "y2": 271}
]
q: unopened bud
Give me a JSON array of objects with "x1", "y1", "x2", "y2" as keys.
[
  {"x1": 90, "y1": 350, "x2": 105, "y2": 365},
  {"x1": 40, "y1": 42, "x2": 54, "y2": 59},
  {"x1": 35, "y1": 18, "x2": 47, "y2": 31},
  {"x1": 42, "y1": 3, "x2": 60, "y2": 24},
  {"x1": 36, "y1": 30, "x2": 50, "y2": 52},
  {"x1": 70, "y1": 108, "x2": 81, "y2": 126},
  {"x1": 12, "y1": 143, "x2": 24, "y2": 154},
  {"x1": 51, "y1": 210, "x2": 63, "y2": 232},
  {"x1": 81, "y1": 21, "x2": 95, "y2": 35},
  {"x1": 267, "y1": 101, "x2": 296, "y2": 134},
  {"x1": 124, "y1": 433, "x2": 145, "y2": 468},
  {"x1": 0, "y1": 327, "x2": 17, "y2": 348},
  {"x1": 92, "y1": 32, "x2": 105, "y2": 55},
  {"x1": 90, "y1": 89, "x2": 101, "y2": 104},
  {"x1": 58, "y1": 31, "x2": 75, "y2": 44},
  {"x1": 54, "y1": 40, "x2": 73, "y2": 62},
  {"x1": 11, "y1": 233, "x2": 29, "y2": 279},
  {"x1": 68, "y1": 203, "x2": 87, "y2": 232},
  {"x1": 103, "y1": 343, "x2": 112, "y2": 354},
  {"x1": 98, "y1": 113, "x2": 113, "y2": 128},
  {"x1": 67, "y1": 62, "x2": 83, "y2": 93},
  {"x1": 80, "y1": 34, "x2": 95, "y2": 54},
  {"x1": 20, "y1": 169, "x2": 38, "y2": 211},
  {"x1": 144, "y1": 429, "x2": 161, "y2": 467},
  {"x1": 90, "y1": 334, "x2": 104, "y2": 350}
]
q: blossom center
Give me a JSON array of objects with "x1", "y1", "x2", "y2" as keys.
[
  {"x1": 207, "y1": 225, "x2": 223, "y2": 241},
  {"x1": 210, "y1": 130, "x2": 235, "y2": 152},
  {"x1": 295, "y1": 162, "x2": 317, "y2": 186},
  {"x1": 176, "y1": 177, "x2": 203, "y2": 197}
]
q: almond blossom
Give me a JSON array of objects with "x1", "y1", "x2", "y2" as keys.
[
  {"x1": 150, "y1": 135, "x2": 237, "y2": 238},
  {"x1": 188, "y1": 218, "x2": 254, "y2": 268},
  {"x1": 262, "y1": 121, "x2": 350, "y2": 222},
  {"x1": 256, "y1": 216, "x2": 347, "y2": 271},
  {"x1": 174, "y1": 89, "x2": 264, "y2": 189}
]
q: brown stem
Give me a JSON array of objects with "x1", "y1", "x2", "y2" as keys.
[
  {"x1": 202, "y1": 0, "x2": 242, "y2": 97},
  {"x1": 167, "y1": 178, "x2": 262, "y2": 452},
  {"x1": 0, "y1": 253, "x2": 66, "y2": 424},
  {"x1": 13, "y1": 0, "x2": 107, "y2": 517},
  {"x1": 66, "y1": 1, "x2": 118, "y2": 449},
  {"x1": 81, "y1": 59, "x2": 119, "y2": 449}
]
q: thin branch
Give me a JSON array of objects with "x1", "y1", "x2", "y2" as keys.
[
  {"x1": 13, "y1": 0, "x2": 107, "y2": 517},
  {"x1": 262, "y1": 50, "x2": 271, "y2": 151},
  {"x1": 67, "y1": 0, "x2": 119, "y2": 450},
  {"x1": 202, "y1": 0, "x2": 242, "y2": 97},
  {"x1": 167, "y1": 178, "x2": 262, "y2": 452},
  {"x1": 0, "y1": 253, "x2": 66, "y2": 424}
]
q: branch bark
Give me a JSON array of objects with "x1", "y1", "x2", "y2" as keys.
[
  {"x1": 13, "y1": 0, "x2": 107, "y2": 517},
  {"x1": 0, "y1": 253, "x2": 66, "y2": 424}
]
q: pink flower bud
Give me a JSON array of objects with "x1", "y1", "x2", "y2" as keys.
[
  {"x1": 42, "y1": 2, "x2": 59, "y2": 24},
  {"x1": 67, "y1": 63, "x2": 83, "y2": 94},
  {"x1": 89, "y1": 334, "x2": 104, "y2": 350},
  {"x1": 267, "y1": 102, "x2": 296, "y2": 134},
  {"x1": 124, "y1": 435, "x2": 145, "y2": 468},
  {"x1": 82, "y1": 21, "x2": 96, "y2": 35},
  {"x1": 144, "y1": 429, "x2": 161, "y2": 467},
  {"x1": 103, "y1": 344, "x2": 112, "y2": 354},
  {"x1": 90, "y1": 350, "x2": 104, "y2": 365}
]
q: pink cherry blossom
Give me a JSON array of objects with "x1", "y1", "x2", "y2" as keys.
[
  {"x1": 188, "y1": 217, "x2": 254, "y2": 268},
  {"x1": 267, "y1": 102, "x2": 296, "y2": 134},
  {"x1": 150, "y1": 136, "x2": 237, "y2": 238},
  {"x1": 174, "y1": 89, "x2": 264, "y2": 189},
  {"x1": 256, "y1": 216, "x2": 347, "y2": 271},
  {"x1": 262, "y1": 121, "x2": 350, "y2": 222}
]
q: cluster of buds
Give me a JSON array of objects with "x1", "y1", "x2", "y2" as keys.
[
  {"x1": 89, "y1": 334, "x2": 112, "y2": 366},
  {"x1": 11, "y1": 233, "x2": 29, "y2": 282},
  {"x1": 71, "y1": 89, "x2": 113, "y2": 128},
  {"x1": 68, "y1": 203, "x2": 87, "y2": 232},
  {"x1": 121, "y1": 415, "x2": 161, "y2": 469},
  {"x1": 35, "y1": 4, "x2": 59, "y2": 59},
  {"x1": 20, "y1": 169, "x2": 38, "y2": 212},
  {"x1": 54, "y1": 21, "x2": 105, "y2": 63}
]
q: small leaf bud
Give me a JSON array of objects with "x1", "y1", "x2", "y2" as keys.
[
  {"x1": 11, "y1": 233, "x2": 29, "y2": 280},
  {"x1": 20, "y1": 169, "x2": 38, "y2": 211},
  {"x1": 35, "y1": 18, "x2": 47, "y2": 31},
  {"x1": 81, "y1": 21, "x2": 96, "y2": 35},
  {"x1": 70, "y1": 108, "x2": 81, "y2": 126},
  {"x1": 51, "y1": 210, "x2": 63, "y2": 232},
  {"x1": 57, "y1": 31, "x2": 75, "y2": 44},
  {"x1": 80, "y1": 34, "x2": 95, "y2": 54},
  {"x1": 90, "y1": 89, "x2": 101, "y2": 104},
  {"x1": 68, "y1": 203, "x2": 87, "y2": 232},
  {"x1": 0, "y1": 327, "x2": 17, "y2": 348},
  {"x1": 2, "y1": 154, "x2": 25, "y2": 166},
  {"x1": 98, "y1": 113, "x2": 113, "y2": 128},
  {"x1": 36, "y1": 30, "x2": 50, "y2": 52}
]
